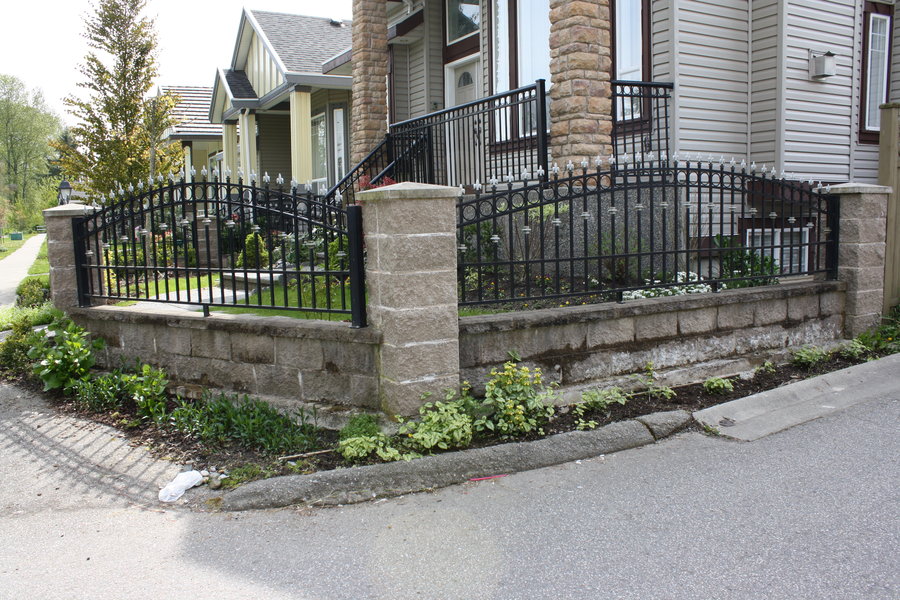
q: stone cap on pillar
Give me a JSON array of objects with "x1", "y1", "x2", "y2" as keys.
[
  {"x1": 357, "y1": 181, "x2": 462, "y2": 202},
  {"x1": 43, "y1": 204, "x2": 99, "y2": 218},
  {"x1": 828, "y1": 183, "x2": 892, "y2": 195}
]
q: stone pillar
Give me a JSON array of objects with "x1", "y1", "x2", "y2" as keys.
[
  {"x1": 832, "y1": 183, "x2": 890, "y2": 337},
  {"x1": 43, "y1": 204, "x2": 97, "y2": 310},
  {"x1": 289, "y1": 86, "x2": 313, "y2": 184},
  {"x1": 222, "y1": 121, "x2": 239, "y2": 178},
  {"x1": 360, "y1": 182, "x2": 460, "y2": 416},
  {"x1": 351, "y1": 0, "x2": 388, "y2": 168},
  {"x1": 238, "y1": 110, "x2": 258, "y2": 181},
  {"x1": 549, "y1": 0, "x2": 613, "y2": 167}
]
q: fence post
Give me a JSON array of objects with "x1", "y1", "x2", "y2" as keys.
[
  {"x1": 831, "y1": 183, "x2": 890, "y2": 337},
  {"x1": 43, "y1": 204, "x2": 98, "y2": 310},
  {"x1": 359, "y1": 182, "x2": 460, "y2": 416},
  {"x1": 878, "y1": 102, "x2": 900, "y2": 313}
]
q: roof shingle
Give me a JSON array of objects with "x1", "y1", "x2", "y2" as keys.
[
  {"x1": 250, "y1": 11, "x2": 352, "y2": 74},
  {"x1": 161, "y1": 86, "x2": 222, "y2": 138}
]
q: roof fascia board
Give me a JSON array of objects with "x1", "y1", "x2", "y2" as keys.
[
  {"x1": 209, "y1": 69, "x2": 234, "y2": 123},
  {"x1": 284, "y1": 73, "x2": 353, "y2": 89}
]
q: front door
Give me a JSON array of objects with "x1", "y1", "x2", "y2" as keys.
[{"x1": 445, "y1": 57, "x2": 483, "y2": 187}]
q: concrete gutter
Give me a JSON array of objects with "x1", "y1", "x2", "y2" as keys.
[
  {"x1": 694, "y1": 352, "x2": 900, "y2": 441},
  {"x1": 222, "y1": 410, "x2": 692, "y2": 511}
]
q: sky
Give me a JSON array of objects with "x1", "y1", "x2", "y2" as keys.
[{"x1": 1, "y1": 0, "x2": 354, "y2": 125}]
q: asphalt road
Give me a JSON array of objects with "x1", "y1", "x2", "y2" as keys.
[{"x1": 0, "y1": 384, "x2": 897, "y2": 599}]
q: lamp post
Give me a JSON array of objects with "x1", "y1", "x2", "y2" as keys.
[{"x1": 57, "y1": 180, "x2": 73, "y2": 205}]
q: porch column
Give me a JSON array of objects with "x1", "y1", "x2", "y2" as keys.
[
  {"x1": 350, "y1": 0, "x2": 389, "y2": 168},
  {"x1": 289, "y1": 86, "x2": 313, "y2": 184},
  {"x1": 238, "y1": 110, "x2": 258, "y2": 182},
  {"x1": 222, "y1": 121, "x2": 238, "y2": 178},
  {"x1": 548, "y1": 0, "x2": 613, "y2": 167},
  {"x1": 183, "y1": 143, "x2": 193, "y2": 174}
]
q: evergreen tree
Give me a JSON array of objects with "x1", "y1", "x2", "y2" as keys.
[{"x1": 54, "y1": 0, "x2": 181, "y2": 201}]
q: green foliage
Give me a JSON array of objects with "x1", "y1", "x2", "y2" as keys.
[
  {"x1": 339, "y1": 414, "x2": 381, "y2": 441},
  {"x1": 855, "y1": 305, "x2": 900, "y2": 354},
  {"x1": 473, "y1": 362, "x2": 556, "y2": 437},
  {"x1": 127, "y1": 364, "x2": 168, "y2": 424},
  {"x1": 336, "y1": 433, "x2": 417, "y2": 463},
  {"x1": 236, "y1": 232, "x2": 269, "y2": 268},
  {"x1": 399, "y1": 397, "x2": 474, "y2": 452},
  {"x1": 629, "y1": 362, "x2": 676, "y2": 402},
  {"x1": 716, "y1": 235, "x2": 779, "y2": 288},
  {"x1": 574, "y1": 387, "x2": 629, "y2": 430},
  {"x1": 838, "y1": 339, "x2": 870, "y2": 361},
  {"x1": 15, "y1": 275, "x2": 49, "y2": 308},
  {"x1": 755, "y1": 360, "x2": 777, "y2": 375},
  {"x1": 791, "y1": 345, "x2": 829, "y2": 369},
  {"x1": 703, "y1": 376, "x2": 734, "y2": 395},
  {"x1": 53, "y1": 0, "x2": 182, "y2": 198},
  {"x1": 0, "y1": 301, "x2": 58, "y2": 331},
  {"x1": 72, "y1": 372, "x2": 130, "y2": 412},
  {"x1": 220, "y1": 463, "x2": 278, "y2": 489},
  {"x1": 27, "y1": 317, "x2": 104, "y2": 393},
  {"x1": 0, "y1": 317, "x2": 35, "y2": 376}
]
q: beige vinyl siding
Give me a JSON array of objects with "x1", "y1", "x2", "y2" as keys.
[
  {"x1": 852, "y1": 0, "x2": 886, "y2": 184},
  {"x1": 750, "y1": 0, "x2": 779, "y2": 167},
  {"x1": 425, "y1": 0, "x2": 445, "y2": 113},
  {"x1": 651, "y1": 0, "x2": 672, "y2": 82},
  {"x1": 782, "y1": 0, "x2": 856, "y2": 182},
  {"x1": 408, "y1": 39, "x2": 429, "y2": 117},
  {"x1": 247, "y1": 32, "x2": 282, "y2": 97},
  {"x1": 892, "y1": 6, "x2": 900, "y2": 102},
  {"x1": 257, "y1": 114, "x2": 292, "y2": 182},
  {"x1": 391, "y1": 45, "x2": 412, "y2": 122},
  {"x1": 674, "y1": 0, "x2": 750, "y2": 159}
]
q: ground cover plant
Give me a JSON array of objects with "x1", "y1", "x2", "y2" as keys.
[{"x1": 2, "y1": 306, "x2": 898, "y2": 488}]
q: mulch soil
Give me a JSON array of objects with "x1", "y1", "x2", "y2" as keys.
[{"x1": 1, "y1": 351, "x2": 881, "y2": 480}]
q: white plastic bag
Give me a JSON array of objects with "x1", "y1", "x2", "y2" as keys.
[{"x1": 158, "y1": 470, "x2": 203, "y2": 503}]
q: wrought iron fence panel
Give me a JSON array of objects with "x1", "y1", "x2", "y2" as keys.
[
  {"x1": 73, "y1": 177, "x2": 366, "y2": 326},
  {"x1": 457, "y1": 159, "x2": 838, "y2": 308}
]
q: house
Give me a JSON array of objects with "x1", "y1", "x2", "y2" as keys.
[
  {"x1": 344, "y1": 0, "x2": 898, "y2": 186},
  {"x1": 160, "y1": 86, "x2": 223, "y2": 176},
  {"x1": 209, "y1": 10, "x2": 353, "y2": 190}
]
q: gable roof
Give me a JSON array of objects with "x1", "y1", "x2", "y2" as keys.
[
  {"x1": 249, "y1": 11, "x2": 352, "y2": 74},
  {"x1": 161, "y1": 86, "x2": 222, "y2": 138},
  {"x1": 223, "y1": 70, "x2": 257, "y2": 99}
]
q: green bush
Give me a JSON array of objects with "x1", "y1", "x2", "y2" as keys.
[
  {"x1": 573, "y1": 387, "x2": 629, "y2": 430},
  {"x1": 126, "y1": 364, "x2": 169, "y2": 424},
  {"x1": 0, "y1": 318, "x2": 35, "y2": 376},
  {"x1": 399, "y1": 398, "x2": 474, "y2": 452},
  {"x1": 16, "y1": 276, "x2": 50, "y2": 308},
  {"x1": 72, "y1": 372, "x2": 130, "y2": 412},
  {"x1": 791, "y1": 345, "x2": 830, "y2": 369},
  {"x1": 27, "y1": 317, "x2": 104, "y2": 393},
  {"x1": 0, "y1": 302, "x2": 58, "y2": 332},
  {"x1": 716, "y1": 235, "x2": 779, "y2": 288},
  {"x1": 473, "y1": 362, "x2": 556, "y2": 437},
  {"x1": 236, "y1": 232, "x2": 269, "y2": 268},
  {"x1": 629, "y1": 362, "x2": 676, "y2": 402},
  {"x1": 339, "y1": 414, "x2": 381, "y2": 440},
  {"x1": 855, "y1": 305, "x2": 899, "y2": 354},
  {"x1": 703, "y1": 376, "x2": 734, "y2": 395}
]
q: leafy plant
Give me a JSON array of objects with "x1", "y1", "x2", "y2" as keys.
[
  {"x1": 0, "y1": 318, "x2": 35, "y2": 376},
  {"x1": 336, "y1": 433, "x2": 418, "y2": 463},
  {"x1": 838, "y1": 339, "x2": 869, "y2": 361},
  {"x1": 15, "y1": 276, "x2": 50, "y2": 308},
  {"x1": 855, "y1": 305, "x2": 899, "y2": 354},
  {"x1": 573, "y1": 386, "x2": 629, "y2": 430},
  {"x1": 473, "y1": 362, "x2": 556, "y2": 437},
  {"x1": 791, "y1": 345, "x2": 829, "y2": 369},
  {"x1": 716, "y1": 235, "x2": 779, "y2": 288},
  {"x1": 236, "y1": 232, "x2": 269, "y2": 268},
  {"x1": 339, "y1": 414, "x2": 381, "y2": 440},
  {"x1": 755, "y1": 361, "x2": 777, "y2": 375},
  {"x1": 703, "y1": 376, "x2": 734, "y2": 395},
  {"x1": 628, "y1": 362, "x2": 676, "y2": 402},
  {"x1": 72, "y1": 372, "x2": 130, "y2": 412},
  {"x1": 126, "y1": 364, "x2": 169, "y2": 424},
  {"x1": 399, "y1": 398, "x2": 474, "y2": 452},
  {"x1": 27, "y1": 317, "x2": 104, "y2": 393}
]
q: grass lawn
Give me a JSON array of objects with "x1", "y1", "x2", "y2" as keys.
[
  {"x1": 107, "y1": 273, "x2": 221, "y2": 299},
  {"x1": 211, "y1": 282, "x2": 353, "y2": 322},
  {"x1": 27, "y1": 240, "x2": 49, "y2": 274},
  {"x1": 0, "y1": 232, "x2": 36, "y2": 257}
]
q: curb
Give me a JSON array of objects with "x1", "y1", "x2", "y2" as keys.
[{"x1": 221, "y1": 410, "x2": 692, "y2": 511}]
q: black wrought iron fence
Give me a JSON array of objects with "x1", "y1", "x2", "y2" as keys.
[
  {"x1": 457, "y1": 158, "x2": 839, "y2": 308},
  {"x1": 612, "y1": 80, "x2": 673, "y2": 165},
  {"x1": 73, "y1": 177, "x2": 367, "y2": 327}
]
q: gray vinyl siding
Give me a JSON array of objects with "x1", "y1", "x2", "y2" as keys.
[
  {"x1": 750, "y1": 0, "x2": 780, "y2": 167},
  {"x1": 892, "y1": 8, "x2": 900, "y2": 103},
  {"x1": 256, "y1": 114, "x2": 292, "y2": 183},
  {"x1": 391, "y1": 45, "x2": 412, "y2": 122},
  {"x1": 782, "y1": 0, "x2": 856, "y2": 182},
  {"x1": 407, "y1": 38, "x2": 429, "y2": 117},
  {"x1": 651, "y1": 0, "x2": 672, "y2": 82},
  {"x1": 425, "y1": 0, "x2": 445, "y2": 113},
  {"x1": 852, "y1": 0, "x2": 885, "y2": 184},
  {"x1": 673, "y1": 0, "x2": 750, "y2": 160}
]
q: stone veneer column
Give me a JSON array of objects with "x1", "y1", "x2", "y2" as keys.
[
  {"x1": 832, "y1": 183, "x2": 890, "y2": 337},
  {"x1": 351, "y1": 0, "x2": 389, "y2": 168},
  {"x1": 43, "y1": 204, "x2": 97, "y2": 309},
  {"x1": 359, "y1": 182, "x2": 460, "y2": 416},
  {"x1": 549, "y1": 0, "x2": 613, "y2": 168}
]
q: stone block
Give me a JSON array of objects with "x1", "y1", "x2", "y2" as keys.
[
  {"x1": 253, "y1": 364, "x2": 302, "y2": 398},
  {"x1": 845, "y1": 313, "x2": 881, "y2": 338},
  {"x1": 838, "y1": 242, "x2": 885, "y2": 268},
  {"x1": 717, "y1": 302, "x2": 755, "y2": 330},
  {"x1": 819, "y1": 291, "x2": 845, "y2": 316},
  {"x1": 379, "y1": 340, "x2": 460, "y2": 383},
  {"x1": 164, "y1": 327, "x2": 192, "y2": 356},
  {"x1": 634, "y1": 312, "x2": 678, "y2": 340},
  {"x1": 46, "y1": 240, "x2": 77, "y2": 268},
  {"x1": 301, "y1": 370, "x2": 352, "y2": 405},
  {"x1": 368, "y1": 269, "x2": 457, "y2": 310},
  {"x1": 586, "y1": 317, "x2": 634, "y2": 347},
  {"x1": 362, "y1": 196, "x2": 458, "y2": 237},
  {"x1": 274, "y1": 337, "x2": 323, "y2": 369},
  {"x1": 190, "y1": 328, "x2": 231, "y2": 360},
  {"x1": 787, "y1": 294, "x2": 819, "y2": 321},
  {"x1": 733, "y1": 325, "x2": 787, "y2": 355},
  {"x1": 379, "y1": 374, "x2": 461, "y2": 417},
  {"x1": 845, "y1": 289, "x2": 884, "y2": 317},
  {"x1": 838, "y1": 193, "x2": 888, "y2": 220},
  {"x1": 837, "y1": 266, "x2": 886, "y2": 292},
  {"x1": 368, "y1": 233, "x2": 456, "y2": 272},
  {"x1": 119, "y1": 323, "x2": 156, "y2": 356},
  {"x1": 350, "y1": 375, "x2": 379, "y2": 409},
  {"x1": 322, "y1": 340, "x2": 376, "y2": 373},
  {"x1": 230, "y1": 332, "x2": 275, "y2": 364},
  {"x1": 839, "y1": 218, "x2": 887, "y2": 244},
  {"x1": 678, "y1": 308, "x2": 717, "y2": 335},
  {"x1": 373, "y1": 305, "x2": 459, "y2": 346},
  {"x1": 753, "y1": 298, "x2": 787, "y2": 326}
]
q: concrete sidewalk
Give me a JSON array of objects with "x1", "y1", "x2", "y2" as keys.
[{"x1": 0, "y1": 234, "x2": 46, "y2": 306}]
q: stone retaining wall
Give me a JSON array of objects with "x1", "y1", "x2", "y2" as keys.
[
  {"x1": 69, "y1": 306, "x2": 381, "y2": 411},
  {"x1": 459, "y1": 280, "x2": 846, "y2": 392}
]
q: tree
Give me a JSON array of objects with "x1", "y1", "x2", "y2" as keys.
[
  {"x1": 0, "y1": 75, "x2": 59, "y2": 206},
  {"x1": 54, "y1": 0, "x2": 181, "y2": 200}
]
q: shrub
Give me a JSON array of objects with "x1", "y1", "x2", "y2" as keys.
[
  {"x1": 126, "y1": 364, "x2": 169, "y2": 424},
  {"x1": 0, "y1": 302, "x2": 58, "y2": 332},
  {"x1": 72, "y1": 372, "x2": 130, "y2": 412},
  {"x1": 573, "y1": 387, "x2": 629, "y2": 430},
  {"x1": 838, "y1": 339, "x2": 869, "y2": 361},
  {"x1": 855, "y1": 305, "x2": 899, "y2": 354},
  {"x1": 339, "y1": 414, "x2": 381, "y2": 440},
  {"x1": 27, "y1": 317, "x2": 104, "y2": 393},
  {"x1": 716, "y1": 235, "x2": 779, "y2": 288},
  {"x1": 0, "y1": 318, "x2": 35, "y2": 376},
  {"x1": 337, "y1": 433, "x2": 416, "y2": 463},
  {"x1": 236, "y1": 232, "x2": 269, "y2": 268},
  {"x1": 399, "y1": 398, "x2": 474, "y2": 452},
  {"x1": 791, "y1": 345, "x2": 829, "y2": 369},
  {"x1": 703, "y1": 376, "x2": 734, "y2": 395},
  {"x1": 474, "y1": 362, "x2": 556, "y2": 437},
  {"x1": 16, "y1": 276, "x2": 50, "y2": 308}
]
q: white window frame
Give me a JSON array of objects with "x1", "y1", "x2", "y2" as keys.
[
  {"x1": 745, "y1": 227, "x2": 810, "y2": 274},
  {"x1": 310, "y1": 112, "x2": 328, "y2": 192},
  {"x1": 865, "y1": 12, "x2": 892, "y2": 132}
]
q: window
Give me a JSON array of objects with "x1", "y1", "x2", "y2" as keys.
[
  {"x1": 861, "y1": 1, "x2": 893, "y2": 141},
  {"x1": 311, "y1": 113, "x2": 327, "y2": 189},
  {"x1": 615, "y1": 0, "x2": 644, "y2": 81},
  {"x1": 448, "y1": 0, "x2": 480, "y2": 45},
  {"x1": 492, "y1": 0, "x2": 550, "y2": 93},
  {"x1": 746, "y1": 228, "x2": 810, "y2": 274}
]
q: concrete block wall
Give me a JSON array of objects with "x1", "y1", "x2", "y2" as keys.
[
  {"x1": 69, "y1": 306, "x2": 381, "y2": 411},
  {"x1": 459, "y1": 281, "x2": 846, "y2": 393}
]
